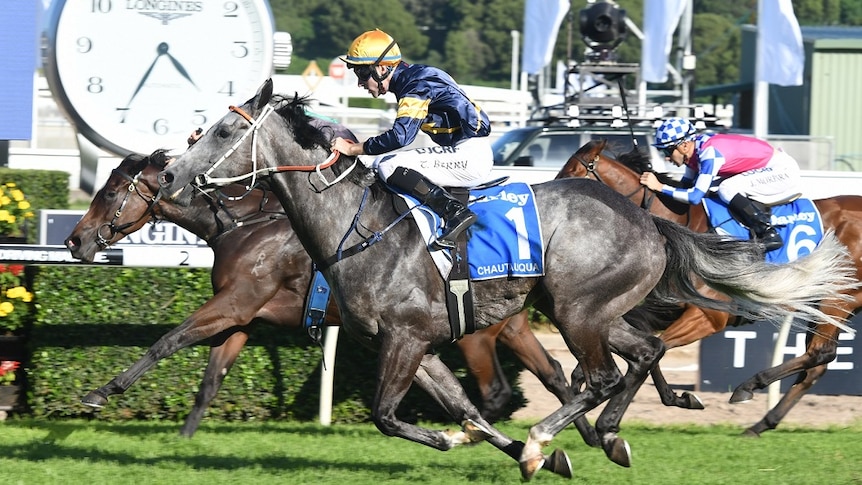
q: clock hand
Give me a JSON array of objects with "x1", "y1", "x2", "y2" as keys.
[
  {"x1": 163, "y1": 43, "x2": 199, "y2": 90},
  {"x1": 124, "y1": 43, "x2": 169, "y2": 110}
]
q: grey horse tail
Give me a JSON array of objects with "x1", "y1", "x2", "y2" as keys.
[{"x1": 648, "y1": 216, "x2": 858, "y2": 334}]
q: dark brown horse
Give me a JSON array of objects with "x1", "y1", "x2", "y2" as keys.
[
  {"x1": 64, "y1": 151, "x2": 573, "y2": 436},
  {"x1": 559, "y1": 139, "x2": 862, "y2": 437}
]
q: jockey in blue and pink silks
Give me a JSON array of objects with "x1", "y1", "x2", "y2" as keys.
[
  {"x1": 331, "y1": 29, "x2": 493, "y2": 250},
  {"x1": 639, "y1": 117, "x2": 802, "y2": 251}
]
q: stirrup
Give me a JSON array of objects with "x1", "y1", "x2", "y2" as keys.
[
  {"x1": 432, "y1": 212, "x2": 477, "y2": 250},
  {"x1": 431, "y1": 238, "x2": 456, "y2": 250}
]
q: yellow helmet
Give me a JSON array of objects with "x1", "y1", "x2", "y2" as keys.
[{"x1": 339, "y1": 29, "x2": 401, "y2": 66}]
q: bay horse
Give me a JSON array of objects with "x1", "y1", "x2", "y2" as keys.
[
  {"x1": 156, "y1": 80, "x2": 855, "y2": 480},
  {"x1": 559, "y1": 139, "x2": 862, "y2": 437},
  {"x1": 64, "y1": 150, "x2": 575, "y2": 437}
]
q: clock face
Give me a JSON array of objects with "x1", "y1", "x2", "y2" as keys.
[{"x1": 44, "y1": 0, "x2": 274, "y2": 156}]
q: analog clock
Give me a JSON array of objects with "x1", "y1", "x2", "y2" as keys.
[{"x1": 43, "y1": 0, "x2": 275, "y2": 156}]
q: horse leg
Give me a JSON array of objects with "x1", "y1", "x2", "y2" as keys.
[
  {"x1": 592, "y1": 319, "x2": 666, "y2": 468},
  {"x1": 371, "y1": 333, "x2": 467, "y2": 450},
  {"x1": 179, "y1": 328, "x2": 249, "y2": 437},
  {"x1": 456, "y1": 318, "x2": 511, "y2": 422},
  {"x1": 649, "y1": 364, "x2": 704, "y2": 409},
  {"x1": 495, "y1": 311, "x2": 600, "y2": 447},
  {"x1": 80, "y1": 292, "x2": 255, "y2": 407},
  {"x1": 652, "y1": 305, "x2": 730, "y2": 408},
  {"x1": 413, "y1": 353, "x2": 572, "y2": 479},
  {"x1": 658, "y1": 305, "x2": 731, "y2": 348},
  {"x1": 520, "y1": 320, "x2": 624, "y2": 480},
  {"x1": 496, "y1": 310, "x2": 573, "y2": 406},
  {"x1": 371, "y1": 331, "x2": 572, "y2": 480},
  {"x1": 744, "y1": 363, "x2": 826, "y2": 437},
  {"x1": 730, "y1": 327, "x2": 838, "y2": 404}
]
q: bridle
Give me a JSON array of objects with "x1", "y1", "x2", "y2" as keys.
[
  {"x1": 192, "y1": 104, "x2": 356, "y2": 194},
  {"x1": 96, "y1": 168, "x2": 162, "y2": 248},
  {"x1": 100, "y1": 164, "x2": 288, "y2": 249},
  {"x1": 572, "y1": 150, "x2": 659, "y2": 212}
]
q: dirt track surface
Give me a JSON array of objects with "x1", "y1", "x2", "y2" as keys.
[{"x1": 512, "y1": 330, "x2": 862, "y2": 429}]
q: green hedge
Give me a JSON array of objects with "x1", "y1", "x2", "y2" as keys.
[
  {"x1": 0, "y1": 168, "x2": 69, "y2": 243},
  {"x1": 29, "y1": 266, "x2": 525, "y2": 423}
]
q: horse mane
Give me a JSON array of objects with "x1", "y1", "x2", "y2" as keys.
[
  {"x1": 612, "y1": 146, "x2": 684, "y2": 188},
  {"x1": 147, "y1": 149, "x2": 171, "y2": 169},
  {"x1": 616, "y1": 147, "x2": 653, "y2": 174},
  {"x1": 118, "y1": 152, "x2": 151, "y2": 176},
  {"x1": 270, "y1": 93, "x2": 333, "y2": 151}
]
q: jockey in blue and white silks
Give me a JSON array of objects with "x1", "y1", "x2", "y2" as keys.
[{"x1": 640, "y1": 117, "x2": 802, "y2": 251}]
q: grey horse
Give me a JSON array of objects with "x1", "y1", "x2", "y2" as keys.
[{"x1": 158, "y1": 79, "x2": 855, "y2": 480}]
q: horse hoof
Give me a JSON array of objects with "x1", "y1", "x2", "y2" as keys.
[
  {"x1": 462, "y1": 419, "x2": 492, "y2": 444},
  {"x1": 81, "y1": 391, "x2": 108, "y2": 408},
  {"x1": 682, "y1": 391, "x2": 705, "y2": 410},
  {"x1": 541, "y1": 448, "x2": 573, "y2": 479},
  {"x1": 741, "y1": 428, "x2": 761, "y2": 438},
  {"x1": 519, "y1": 455, "x2": 545, "y2": 481},
  {"x1": 729, "y1": 388, "x2": 754, "y2": 404},
  {"x1": 602, "y1": 437, "x2": 632, "y2": 468}
]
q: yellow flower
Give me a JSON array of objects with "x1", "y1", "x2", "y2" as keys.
[
  {"x1": 6, "y1": 286, "x2": 27, "y2": 299},
  {"x1": 0, "y1": 301, "x2": 13, "y2": 315},
  {"x1": 0, "y1": 183, "x2": 33, "y2": 238}
]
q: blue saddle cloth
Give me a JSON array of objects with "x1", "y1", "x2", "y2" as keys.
[
  {"x1": 703, "y1": 197, "x2": 823, "y2": 264},
  {"x1": 402, "y1": 183, "x2": 545, "y2": 281},
  {"x1": 467, "y1": 184, "x2": 545, "y2": 280}
]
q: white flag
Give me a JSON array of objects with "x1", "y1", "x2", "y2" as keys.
[
  {"x1": 641, "y1": 0, "x2": 687, "y2": 83},
  {"x1": 522, "y1": 0, "x2": 569, "y2": 75},
  {"x1": 758, "y1": 0, "x2": 804, "y2": 86}
]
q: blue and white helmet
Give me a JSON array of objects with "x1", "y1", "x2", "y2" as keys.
[{"x1": 653, "y1": 117, "x2": 696, "y2": 148}]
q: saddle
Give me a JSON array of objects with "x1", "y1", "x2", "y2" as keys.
[{"x1": 304, "y1": 177, "x2": 545, "y2": 343}]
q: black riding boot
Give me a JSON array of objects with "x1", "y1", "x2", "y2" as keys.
[
  {"x1": 728, "y1": 194, "x2": 783, "y2": 251},
  {"x1": 386, "y1": 167, "x2": 477, "y2": 249}
]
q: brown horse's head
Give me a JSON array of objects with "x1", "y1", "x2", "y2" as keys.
[{"x1": 555, "y1": 139, "x2": 606, "y2": 180}]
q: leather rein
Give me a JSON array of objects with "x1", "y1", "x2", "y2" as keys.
[{"x1": 192, "y1": 104, "x2": 355, "y2": 192}]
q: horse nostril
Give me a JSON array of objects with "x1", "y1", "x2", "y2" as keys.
[
  {"x1": 159, "y1": 172, "x2": 173, "y2": 186},
  {"x1": 65, "y1": 237, "x2": 79, "y2": 250}
]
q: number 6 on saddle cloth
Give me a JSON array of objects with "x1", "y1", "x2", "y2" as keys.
[{"x1": 703, "y1": 196, "x2": 823, "y2": 264}]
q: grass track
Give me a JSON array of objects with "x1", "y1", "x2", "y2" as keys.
[{"x1": 1, "y1": 419, "x2": 861, "y2": 484}]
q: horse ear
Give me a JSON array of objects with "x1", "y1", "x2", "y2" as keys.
[{"x1": 255, "y1": 78, "x2": 274, "y2": 110}]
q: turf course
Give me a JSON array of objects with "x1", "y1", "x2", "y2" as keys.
[{"x1": 1, "y1": 419, "x2": 860, "y2": 484}]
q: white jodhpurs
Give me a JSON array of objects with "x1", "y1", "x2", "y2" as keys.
[
  {"x1": 358, "y1": 137, "x2": 493, "y2": 188},
  {"x1": 716, "y1": 149, "x2": 802, "y2": 206}
]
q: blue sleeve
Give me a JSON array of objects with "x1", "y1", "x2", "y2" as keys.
[
  {"x1": 660, "y1": 149, "x2": 721, "y2": 205},
  {"x1": 363, "y1": 82, "x2": 433, "y2": 155}
]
